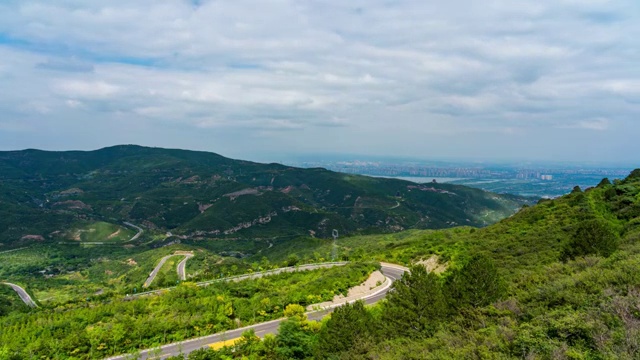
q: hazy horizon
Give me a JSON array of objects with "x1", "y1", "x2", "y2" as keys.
[{"x1": 1, "y1": 144, "x2": 637, "y2": 169}]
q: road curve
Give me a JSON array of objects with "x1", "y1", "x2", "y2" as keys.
[
  {"x1": 132, "y1": 262, "x2": 348, "y2": 298},
  {"x1": 107, "y1": 263, "x2": 408, "y2": 360},
  {"x1": 2, "y1": 282, "x2": 38, "y2": 308},
  {"x1": 143, "y1": 255, "x2": 183, "y2": 288},
  {"x1": 177, "y1": 254, "x2": 194, "y2": 281},
  {"x1": 123, "y1": 222, "x2": 144, "y2": 242}
]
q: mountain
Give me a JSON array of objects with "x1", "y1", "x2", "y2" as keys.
[
  {"x1": 248, "y1": 169, "x2": 640, "y2": 359},
  {"x1": 0, "y1": 145, "x2": 532, "y2": 247}
]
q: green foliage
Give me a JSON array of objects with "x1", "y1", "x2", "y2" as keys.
[
  {"x1": 382, "y1": 265, "x2": 448, "y2": 338},
  {"x1": 446, "y1": 254, "x2": 505, "y2": 308},
  {"x1": 0, "y1": 145, "x2": 532, "y2": 249},
  {"x1": 561, "y1": 219, "x2": 619, "y2": 260},
  {"x1": 315, "y1": 301, "x2": 374, "y2": 358},
  {"x1": 274, "y1": 316, "x2": 318, "y2": 359},
  {"x1": 285, "y1": 254, "x2": 300, "y2": 267},
  {"x1": 204, "y1": 168, "x2": 640, "y2": 360},
  {"x1": 0, "y1": 263, "x2": 374, "y2": 359},
  {"x1": 598, "y1": 177, "x2": 611, "y2": 187}
]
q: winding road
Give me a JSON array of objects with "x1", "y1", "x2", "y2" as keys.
[
  {"x1": 143, "y1": 253, "x2": 194, "y2": 288},
  {"x1": 1, "y1": 282, "x2": 38, "y2": 308},
  {"x1": 107, "y1": 263, "x2": 408, "y2": 360},
  {"x1": 133, "y1": 262, "x2": 348, "y2": 298},
  {"x1": 176, "y1": 254, "x2": 194, "y2": 281},
  {"x1": 124, "y1": 222, "x2": 144, "y2": 242}
]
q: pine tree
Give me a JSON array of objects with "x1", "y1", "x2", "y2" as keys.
[{"x1": 382, "y1": 265, "x2": 448, "y2": 338}]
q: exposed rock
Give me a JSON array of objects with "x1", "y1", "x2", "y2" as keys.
[
  {"x1": 52, "y1": 200, "x2": 92, "y2": 210},
  {"x1": 21, "y1": 234, "x2": 45, "y2": 241},
  {"x1": 415, "y1": 255, "x2": 449, "y2": 274},
  {"x1": 198, "y1": 203, "x2": 213, "y2": 213},
  {"x1": 59, "y1": 188, "x2": 84, "y2": 196}
]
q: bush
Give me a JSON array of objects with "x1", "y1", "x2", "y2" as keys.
[
  {"x1": 561, "y1": 219, "x2": 619, "y2": 261},
  {"x1": 382, "y1": 265, "x2": 448, "y2": 338},
  {"x1": 446, "y1": 254, "x2": 505, "y2": 309},
  {"x1": 315, "y1": 301, "x2": 374, "y2": 358}
]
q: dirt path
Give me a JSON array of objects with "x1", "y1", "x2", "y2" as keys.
[{"x1": 107, "y1": 229, "x2": 121, "y2": 239}]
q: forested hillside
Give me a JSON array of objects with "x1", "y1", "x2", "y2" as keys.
[
  {"x1": 164, "y1": 170, "x2": 640, "y2": 359},
  {"x1": 0, "y1": 145, "x2": 531, "y2": 248}
]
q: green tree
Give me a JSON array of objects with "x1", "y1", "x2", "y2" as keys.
[
  {"x1": 155, "y1": 271, "x2": 168, "y2": 288},
  {"x1": 561, "y1": 219, "x2": 619, "y2": 260},
  {"x1": 381, "y1": 265, "x2": 448, "y2": 338},
  {"x1": 598, "y1": 178, "x2": 612, "y2": 187},
  {"x1": 275, "y1": 317, "x2": 317, "y2": 359},
  {"x1": 446, "y1": 254, "x2": 505, "y2": 309},
  {"x1": 315, "y1": 301, "x2": 374, "y2": 359},
  {"x1": 286, "y1": 254, "x2": 300, "y2": 267}
]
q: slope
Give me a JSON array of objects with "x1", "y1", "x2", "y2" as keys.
[{"x1": 0, "y1": 145, "x2": 533, "y2": 247}]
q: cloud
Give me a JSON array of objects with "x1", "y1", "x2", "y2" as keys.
[
  {"x1": 36, "y1": 58, "x2": 94, "y2": 73},
  {"x1": 560, "y1": 118, "x2": 611, "y2": 131},
  {"x1": 0, "y1": 0, "x2": 638, "y2": 161}
]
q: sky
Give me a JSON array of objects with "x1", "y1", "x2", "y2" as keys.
[{"x1": 0, "y1": 0, "x2": 639, "y2": 164}]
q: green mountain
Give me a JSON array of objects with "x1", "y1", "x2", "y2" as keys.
[
  {"x1": 235, "y1": 169, "x2": 640, "y2": 359},
  {"x1": 1, "y1": 159, "x2": 639, "y2": 359},
  {"x1": 0, "y1": 145, "x2": 532, "y2": 247}
]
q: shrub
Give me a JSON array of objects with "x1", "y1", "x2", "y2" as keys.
[{"x1": 561, "y1": 219, "x2": 619, "y2": 261}]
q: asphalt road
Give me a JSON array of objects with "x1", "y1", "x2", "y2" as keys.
[
  {"x1": 132, "y1": 262, "x2": 348, "y2": 298},
  {"x1": 107, "y1": 263, "x2": 408, "y2": 360},
  {"x1": 2, "y1": 282, "x2": 38, "y2": 308},
  {"x1": 143, "y1": 255, "x2": 180, "y2": 288},
  {"x1": 176, "y1": 254, "x2": 194, "y2": 281},
  {"x1": 124, "y1": 222, "x2": 144, "y2": 242}
]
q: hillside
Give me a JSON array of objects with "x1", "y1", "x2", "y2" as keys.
[
  {"x1": 223, "y1": 169, "x2": 640, "y2": 359},
  {"x1": 0, "y1": 166, "x2": 638, "y2": 359},
  {"x1": 0, "y1": 145, "x2": 532, "y2": 248}
]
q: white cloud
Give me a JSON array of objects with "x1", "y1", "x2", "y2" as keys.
[
  {"x1": 0, "y1": 0, "x2": 638, "y2": 161},
  {"x1": 573, "y1": 118, "x2": 611, "y2": 131}
]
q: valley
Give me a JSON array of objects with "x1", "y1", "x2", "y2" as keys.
[{"x1": 1, "y1": 147, "x2": 639, "y2": 359}]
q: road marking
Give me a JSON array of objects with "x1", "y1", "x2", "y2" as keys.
[{"x1": 208, "y1": 337, "x2": 241, "y2": 350}]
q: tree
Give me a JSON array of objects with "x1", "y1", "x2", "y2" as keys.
[
  {"x1": 285, "y1": 254, "x2": 300, "y2": 267},
  {"x1": 446, "y1": 254, "x2": 505, "y2": 309},
  {"x1": 275, "y1": 316, "x2": 317, "y2": 359},
  {"x1": 561, "y1": 219, "x2": 619, "y2": 260},
  {"x1": 598, "y1": 178, "x2": 612, "y2": 187},
  {"x1": 381, "y1": 265, "x2": 448, "y2": 338},
  {"x1": 283, "y1": 304, "x2": 305, "y2": 319},
  {"x1": 315, "y1": 301, "x2": 374, "y2": 358}
]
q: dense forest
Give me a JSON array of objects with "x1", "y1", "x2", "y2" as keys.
[{"x1": 0, "y1": 145, "x2": 531, "y2": 247}]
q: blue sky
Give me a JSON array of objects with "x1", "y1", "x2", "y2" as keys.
[{"x1": 0, "y1": 0, "x2": 638, "y2": 163}]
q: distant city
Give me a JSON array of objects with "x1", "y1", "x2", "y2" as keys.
[{"x1": 284, "y1": 158, "x2": 634, "y2": 198}]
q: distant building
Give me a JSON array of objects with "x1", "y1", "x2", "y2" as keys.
[{"x1": 541, "y1": 175, "x2": 553, "y2": 181}]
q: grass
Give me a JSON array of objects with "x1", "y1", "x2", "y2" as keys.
[{"x1": 65, "y1": 222, "x2": 135, "y2": 243}]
